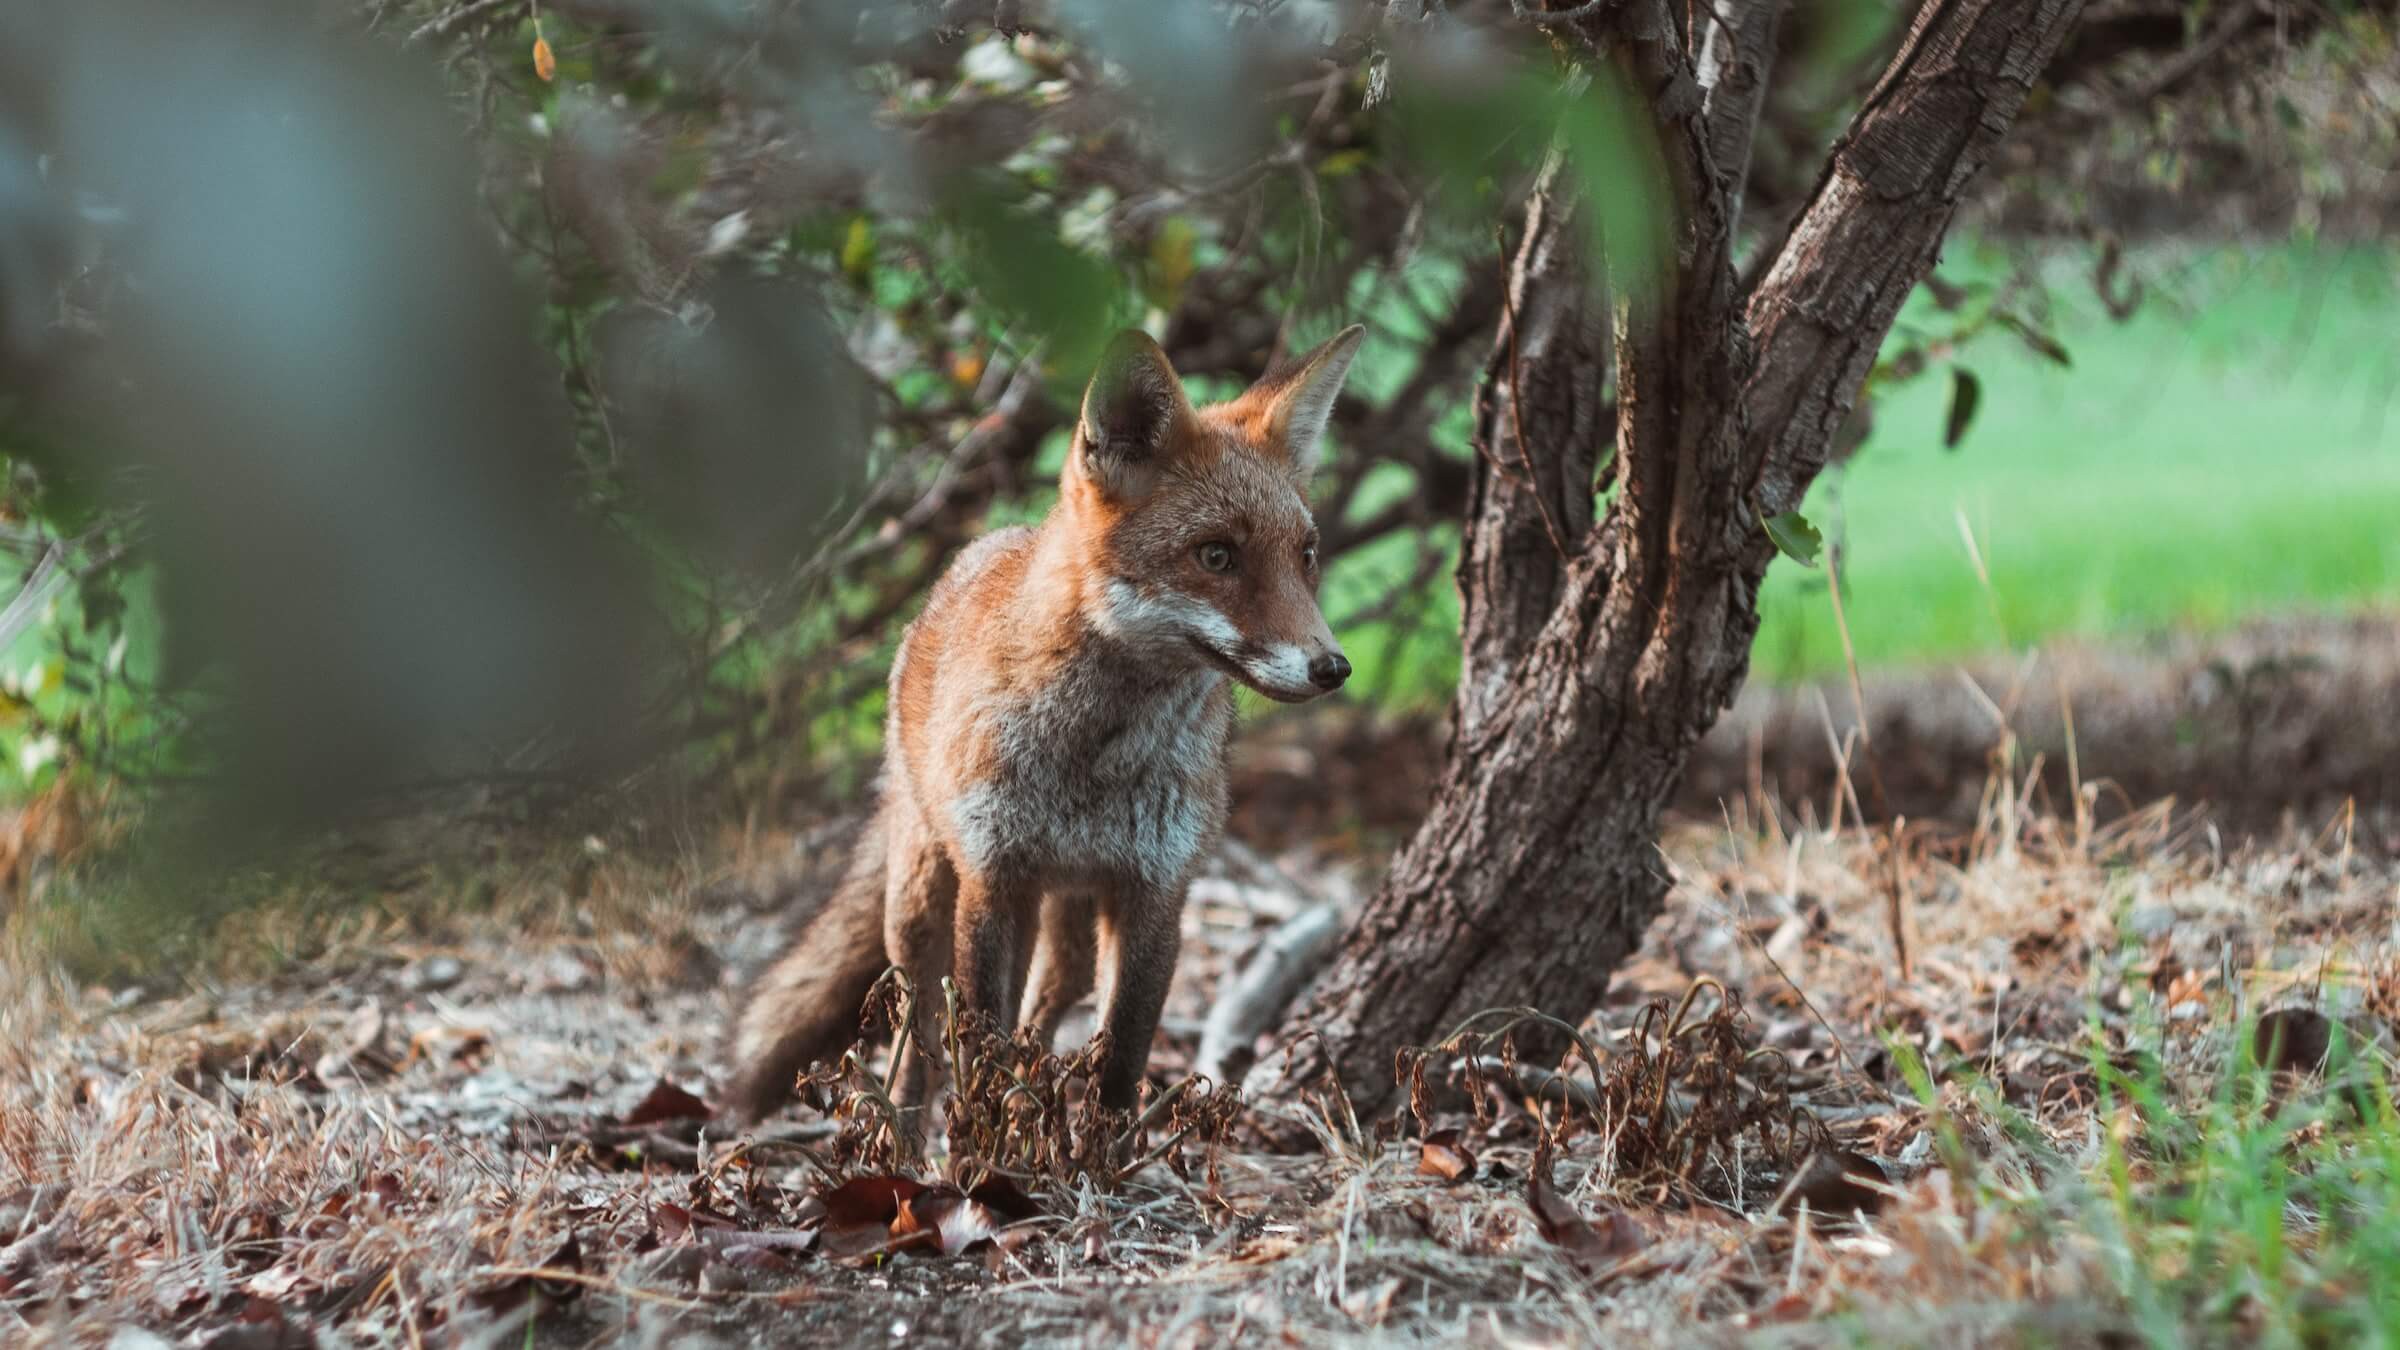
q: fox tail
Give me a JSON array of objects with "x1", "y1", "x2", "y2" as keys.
[{"x1": 722, "y1": 811, "x2": 888, "y2": 1121}]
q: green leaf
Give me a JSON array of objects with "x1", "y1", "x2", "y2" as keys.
[
  {"x1": 838, "y1": 216, "x2": 875, "y2": 282},
  {"x1": 1316, "y1": 149, "x2": 1368, "y2": 178},
  {"x1": 1142, "y1": 216, "x2": 1197, "y2": 311},
  {"x1": 941, "y1": 179, "x2": 1123, "y2": 382},
  {"x1": 1943, "y1": 367, "x2": 1981, "y2": 450},
  {"x1": 1554, "y1": 69, "x2": 1670, "y2": 300},
  {"x1": 1763, "y1": 510, "x2": 1822, "y2": 568}
]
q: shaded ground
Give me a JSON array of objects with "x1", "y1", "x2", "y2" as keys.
[{"x1": 6, "y1": 616, "x2": 2400, "y2": 1345}]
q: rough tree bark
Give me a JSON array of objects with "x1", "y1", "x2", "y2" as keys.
[{"x1": 1257, "y1": 0, "x2": 2086, "y2": 1118}]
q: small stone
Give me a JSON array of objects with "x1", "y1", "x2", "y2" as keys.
[{"x1": 406, "y1": 956, "x2": 465, "y2": 992}]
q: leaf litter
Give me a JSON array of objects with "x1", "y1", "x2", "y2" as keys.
[{"x1": 5, "y1": 753, "x2": 2400, "y2": 1343}]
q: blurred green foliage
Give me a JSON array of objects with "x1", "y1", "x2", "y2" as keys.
[
  {"x1": 1, "y1": 0, "x2": 2393, "y2": 828},
  {"x1": 1756, "y1": 241, "x2": 2400, "y2": 682}
]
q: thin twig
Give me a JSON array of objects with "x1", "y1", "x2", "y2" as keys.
[
  {"x1": 407, "y1": 0, "x2": 519, "y2": 44},
  {"x1": 1509, "y1": 0, "x2": 1621, "y2": 25}
]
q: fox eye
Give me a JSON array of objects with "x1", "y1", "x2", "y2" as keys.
[
  {"x1": 1302, "y1": 543, "x2": 1318, "y2": 570},
  {"x1": 1197, "y1": 542, "x2": 1236, "y2": 573}
]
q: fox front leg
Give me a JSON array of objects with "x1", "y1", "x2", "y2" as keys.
[
  {"x1": 951, "y1": 869, "x2": 1040, "y2": 1042},
  {"x1": 1090, "y1": 888, "x2": 1182, "y2": 1113},
  {"x1": 1018, "y1": 893, "x2": 1098, "y2": 1052}
]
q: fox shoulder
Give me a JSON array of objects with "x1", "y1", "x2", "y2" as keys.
[{"x1": 941, "y1": 525, "x2": 1039, "y2": 593}]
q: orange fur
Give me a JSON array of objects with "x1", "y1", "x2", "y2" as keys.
[{"x1": 726, "y1": 326, "x2": 1364, "y2": 1120}]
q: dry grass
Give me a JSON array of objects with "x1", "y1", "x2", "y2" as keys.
[{"x1": 5, "y1": 666, "x2": 2400, "y2": 1344}]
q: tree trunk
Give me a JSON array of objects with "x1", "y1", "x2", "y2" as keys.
[{"x1": 1258, "y1": 0, "x2": 2085, "y2": 1119}]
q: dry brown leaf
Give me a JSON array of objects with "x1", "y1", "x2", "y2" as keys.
[
  {"x1": 816, "y1": 1174, "x2": 925, "y2": 1226},
  {"x1": 2165, "y1": 967, "x2": 2212, "y2": 1010},
  {"x1": 2254, "y1": 1008, "x2": 2333, "y2": 1074},
  {"x1": 366, "y1": 1173, "x2": 404, "y2": 1211},
  {"x1": 653, "y1": 1200, "x2": 739, "y2": 1244},
  {"x1": 622, "y1": 1078, "x2": 713, "y2": 1127},
  {"x1": 531, "y1": 1232, "x2": 586, "y2": 1302},
  {"x1": 197, "y1": 1296, "x2": 316, "y2": 1350},
  {"x1": 1418, "y1": 1128, "x2": 1477, "y2": 1182},
  {"x1": 964, "y1": 1173, "x2": 1041, "y2": 1221},
  {"x1": 466, "y1": 1232, "x2": 583, "y2": 1317},
  {"x1": 1526, "y1": 1171, "x2": 1647, "y2": 1274},
  {"x1": 819, "y1": 1218, "x2": 906, "y2": 1260},
  {"x1": 708, "y1": 1227, "x2": 817, "y2": 1272},
  {"x1": 884, "y1": 1191, "x2": 945, "y2": 1256},
  {"x1": 1773, "y1": 1149, "x2": 1889, "y2": 1218},
  {"x1": 532, "y1": 35, "x2": 557, "y2": 83},
  {"x1": 395, "y1": 1025, "x2": 491, "y2": 1072}
]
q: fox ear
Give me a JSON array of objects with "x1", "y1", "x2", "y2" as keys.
[
  {"x1": 1076, "y1": 329, "x2": 1190, "y2": 499},
  {"x1": 1250, "y1": 324, "x2": 1364, "y2": 479}
]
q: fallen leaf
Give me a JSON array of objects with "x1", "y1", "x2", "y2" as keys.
[
  {"x1": 623, "y1": 1079, "x2": 713, "y2": 1128},
  {"x1": 315, "y1": 1001, "x2": 394, "y2": 1083},
  {"x1": 1744, "y1": 1292, "x2": 1815, "y2": 1327},
  {"x1": 341, "y1": 1000, "x2": 386, "y2": 1054},
  {"x1": 709, "y1": 1226, "x2": 817, "y2": 1273},
  {"x1": 2255, "y1": 1008, "x2": 2333, "y2": 1075},
  {"x1": 917, "y1": 1188, "x2": 1016, "y2": 1256},
  {"x1": 242, "y1": 1263, "x2": 309, "y2": 1302},
  {"x1": 1418, "y1": 1128, "x2": 1476, "y2": 1182},
  {"x1": 367, "y1": 1173, "x2": 404, "y2": 1211},
  {"x1": 395, "y1": 1024, "x2": 491, "y2": 1072},
  {"x1": 819, "y1": 1218, "x2": 909, "y2": 1261},
  {"x1": 653, "y1": 1200, "x2": 739, "y2": 1244},
  {"x1": 531, "y1": 1232, "x2": 585, "y2": 1302},
  {"x1": 981, "y1": 1225, "x2": 1038, "y2": 1274},
  {"x1": 964, "y1": 1173, "x2": 1041, "y2": 1221},
  {"x1": 2147, "y1": 955, "x2": 2186, "y2": 995},
  {"x1": 1526, "y1": 1171, "x2": 1647, "y2": 1273},
  {"x1": 2164, "y1": 967, "x2": 2211, "y2": 1012},
  {"x1": 0, "y1": 1184, "x2": 65, "y2": 1239},
  {"x1": 882, "y1": 1191, "x2": 946, "y2": 1256},
  {"x1": 811, "y1": 1174, "x2": 936, "y2": 1262},
  {"x1": 816, "y1": 1174, "x2": 926, "y2": 1227},
  {"x1": 1772, "y1": 1150, "x2": 1889, "y2": 1218},
  {"x1": 627, "y1": 1245, "x2": 708, "y2": 1288},
  {"x1": 468, "y1": 1232, "x2": 585, "y2": 1315}
]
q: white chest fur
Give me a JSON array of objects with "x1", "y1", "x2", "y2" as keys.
[{"x1": 949, "y1": 660, "x2": 1230, "y2": 893}]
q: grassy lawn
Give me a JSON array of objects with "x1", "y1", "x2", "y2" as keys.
[{"x1": 1754, "y1": 242, "x2": 2400, "y2": 681}]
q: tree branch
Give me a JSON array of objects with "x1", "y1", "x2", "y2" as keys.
[
  {"x1": 1693, "y1": 0, "x2": 1787, "y2": 232},
  {"x1": 1742, "y1": 0, "x2": 2088, "y2": 517}
]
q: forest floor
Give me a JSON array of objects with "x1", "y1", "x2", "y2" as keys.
[{"x1": 6, "y1": 614, "x2": 2400, "y2": 1347}]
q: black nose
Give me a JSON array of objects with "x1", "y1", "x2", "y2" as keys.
[{"x1": 1308, "y1": 652, "x2": 1351, "y2": 691}]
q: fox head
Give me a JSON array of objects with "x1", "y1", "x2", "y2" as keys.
[{"x1": 1064, "y1": 325, "x2": 1364, "y2": 702}]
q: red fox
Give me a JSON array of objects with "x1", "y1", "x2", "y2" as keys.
[{"x1": 725, "y1": 324, "x2": 1363, "y2": 1120}]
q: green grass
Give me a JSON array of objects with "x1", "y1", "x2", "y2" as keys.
[
  {"x1": 2088, "y1": 1018, "x2": 2400, "y2": 1345},
  {"x1": 1754, "y1": 242, "x2": 2400, "y2": 681},
  {"x1": 1884, "y1": 983, "x2": 2400, "y2": 1348}
]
